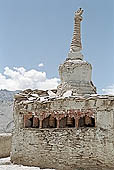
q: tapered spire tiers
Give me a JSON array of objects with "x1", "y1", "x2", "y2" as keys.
[
  {"x1": 70, "y1": 8, "x2": 83, "y2": 52},
  {"x1": 68, "y1": 8, "x2": 84, "y2": 60},
  {"x1": 57, "y1": 8, "x2": 96, "y2": 96}
]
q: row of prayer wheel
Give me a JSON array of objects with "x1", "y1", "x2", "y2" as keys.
[
  {"x1": 49, "y1": 115, "x2": 92, "y2": 127},
  {"x1": 49, "y1": 116, "x2": 74, "y2": 127},
  {"x1": 24, "y1": 115, "x2": 93, "y2": 128}
]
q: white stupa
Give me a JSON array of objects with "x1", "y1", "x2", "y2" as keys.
[{"x1": 57, "y1": 8, "x2": 96, "y2": 96}]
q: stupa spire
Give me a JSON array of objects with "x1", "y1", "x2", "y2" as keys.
[
  {"x1": 57, "y1": 8, "x2": 96, "y2": 96},
  {"x1": 68, "y1": 8, "x2": 84, "y2": 60},
  {"x1": 70, "y1": 8, "x2": 83, "y2": 53}
]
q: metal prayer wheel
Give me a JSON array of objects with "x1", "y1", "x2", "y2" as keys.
[
  {"x1": 67, "y1": 117, "x2": 73, "y2": 126},
  {"x1": 49, "y1": 116, "x2": 55, "y2": 127},
  {"x1": 85, "y1": 116, "x2": 92, "y2": 125}
]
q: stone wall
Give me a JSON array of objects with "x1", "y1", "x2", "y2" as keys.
[
  {"x1": 14, "y1": 95, "x2": 114, "y2": 130},
  {"x1": 11, "y1": 128, "x2": 114, "y2": 170},
  {"x1": 0, "y1": 133, "x2": 12, "y2": 158},
  {"x1": 11, "y1": 93, "x2": 114, "y2": 169}
]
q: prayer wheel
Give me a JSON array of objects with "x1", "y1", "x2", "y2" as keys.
[
  {"x1": 33, "y1": 117, "x2": 39, "y2": 128},
  {"x1": 85, "y1": 116, "x2": 92, "y2": 125},
  {"x1": 49, "y1": 116, "x2": 55, "y2": 127},
  {"x1": 67, "y1": 117, "x2": 73, "y2": 126}
]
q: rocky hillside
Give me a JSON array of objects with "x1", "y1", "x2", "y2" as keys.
[{"x1": 0, "y1": 90, "x2": 19, "y2": 133}]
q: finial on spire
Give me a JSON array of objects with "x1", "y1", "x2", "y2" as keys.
[{"x1": 70, "y1": 8, "x2": 84, "y2": 53}]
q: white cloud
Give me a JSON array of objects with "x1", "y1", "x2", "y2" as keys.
[
  {"x1": 38, "y1": 63, "x2": 44, "y2": 67},
  {"x1": 0, "y1": 67, "x2": 60, "y2": 91},
  {"x1": 102, "y1": 84, "x2": 114, "y2": 95}
]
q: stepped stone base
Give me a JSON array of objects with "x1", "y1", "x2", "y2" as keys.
[{"x1": 57, "y1": 81, "x2": 96, "y2": 96}]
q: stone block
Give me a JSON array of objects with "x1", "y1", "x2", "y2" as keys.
[{"x1": 0, "y1": 133, "x2": 12, "y2": 158}]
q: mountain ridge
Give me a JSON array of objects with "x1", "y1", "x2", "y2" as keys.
[{"x1": 0, "y1": 89, "x2": 19, "y2": 133}]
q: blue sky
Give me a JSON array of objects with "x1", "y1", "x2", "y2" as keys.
[{"x1": 0, "y1": 0, "x2": 114, "y2": 93}]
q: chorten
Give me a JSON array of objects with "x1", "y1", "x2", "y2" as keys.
[
  {"x1": 57, "y1": 8, "x2": 96, "y2": 96},
  {"x1": 11, "y1": 8, "x2": 114, "y2": 170}
]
